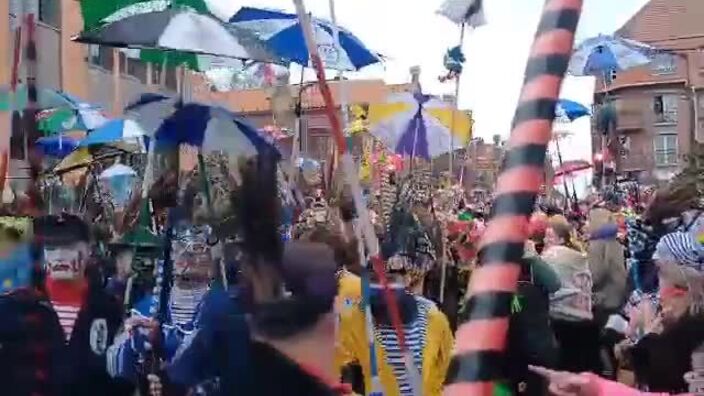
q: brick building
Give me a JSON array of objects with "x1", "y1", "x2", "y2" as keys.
[{"x1": 593, "y1": 0, "x2": 704, "y2": 183}]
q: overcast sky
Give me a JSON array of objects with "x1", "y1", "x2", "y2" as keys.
[{"x1": 207, "y1": 0, "x2": 649, "y2": 170}]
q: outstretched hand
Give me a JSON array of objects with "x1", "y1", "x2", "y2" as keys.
[{"x1": 528, "y1": 366, "x2": 599, "y2": 396}]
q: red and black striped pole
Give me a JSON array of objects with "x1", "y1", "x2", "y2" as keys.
[{"x1": 444, "y1": 1, "x2": 583, "y2": 395}]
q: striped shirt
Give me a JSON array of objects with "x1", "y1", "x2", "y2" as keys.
[
  {"x1": 169, "y1": 285, "x2": 207, "y2": 327},
  {"x1": 374, "y1": 296, "x2": 431, "y2": 396},
  {"x1": 52, "y1": 303, "x2": 81, "y2": 342}
]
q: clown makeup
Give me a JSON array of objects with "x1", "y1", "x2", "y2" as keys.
[
  {"x1": 44, "y1": 242, "x2": 88, "y2": 281},
  {"x1": 171, "y1": 226, "x2": 214, "y2": 285}
]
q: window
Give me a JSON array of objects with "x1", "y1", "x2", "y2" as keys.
[
  {"x1": 38, "y1": 0, "x2": 60, "y2": 28},
  {"x1": 651, "y1": 53, "x2": 677, "y2": 75},
  {"x1": 653, "y1": 133, "x2": 678, "y2": 166},
  {"x1": 604, "y1": 69, "x2": 618, "y2": 85},
  {"x1": 653, "y1": 94, "x2": 678, "y2": 124},
  {"x1": 88, "y1": 46, "x2": 177, "y2": 90}
]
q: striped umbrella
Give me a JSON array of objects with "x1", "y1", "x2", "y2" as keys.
[
  {"x1": 368, "y1": 92, "x2": 472, "y2": 159},
  {"x1": 444, "y1": 1, "x2": 583, "y2": 395},
  {"x1": 73, "y1": 8, "x2": 279, "y2": 63},
  {"x1": 229, "y1": 7, "x2": 383, "y2": 71}
]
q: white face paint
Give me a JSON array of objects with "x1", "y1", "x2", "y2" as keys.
[{"x1": 44, "y1": 243, "x2": 88, "y2": 281}]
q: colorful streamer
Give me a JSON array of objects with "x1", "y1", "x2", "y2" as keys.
[{"x1": 444, "y1": 1, "x2": 583, "y2": 395}]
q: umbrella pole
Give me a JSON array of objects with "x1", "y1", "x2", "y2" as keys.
[
  {"x1": 449, "y1": 23, "x2": 466, "y2": 180},
  {"x1": 554, "y1": 136, "x2": 573, "y2": 208}
]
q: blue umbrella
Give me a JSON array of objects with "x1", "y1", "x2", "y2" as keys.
[
  {"x1": 555, "y1": 99, "x2": 590, "y2": 123},
  {"x1": 36, "y1": 135, "x2": 81, "y2": 158},
  {"x1": 155, "y1": 103, "x2": 279, "y2": 159},
  {"x1": 229, "y1": 7, "x2": 382, "y2": 71},
  {"x1": 80, "y1": 119, "x2": 146, "y2": 147},
  {"x1": 568, "y1": 34, "x2": 657, "y2": 76}
]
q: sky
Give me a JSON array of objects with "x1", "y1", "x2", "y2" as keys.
[{"x1": 207, "y1": 0, "x2": 649, "y2": 193}]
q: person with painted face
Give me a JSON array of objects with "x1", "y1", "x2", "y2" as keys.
[
  {"x1": 106, "y1": 218, "x2": 248, "y2": 396},
  {"x1": 33, "y1": 214, "x2": 131, "y2": 396},
  {"x1": 0, "y1": 216, "x2": 66, "y2": 396}
]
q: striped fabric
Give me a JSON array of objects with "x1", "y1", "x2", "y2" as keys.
[
  {"x1": 169, "y1": 285, "x2": 207, "y2": 327},
  {"x1": 654, "y1": 231, "x2": 704, "y2": 272},
  {"x1": 373, "y1": 297, "x2": 431, "y2": 395},
  {"x1": 53, "y1": 302, "x2": 81, "y2": 341}
]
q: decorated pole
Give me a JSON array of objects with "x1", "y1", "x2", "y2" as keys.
[{"x1": 444, "y1": 1, "x2": 583, "y2": 395}]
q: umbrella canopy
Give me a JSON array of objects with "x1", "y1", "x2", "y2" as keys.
[
  {"x1": 568, "y1": 34, "x2": 657, "y2": 76},
  {"x1": 124, "y1": 93, "x2": 181, "y2": 135},
  {"x1": 154, "y1": 103, "x2": 279, "y2": 159},
  {"x1": 554, "y1": 159, "x2": 592, "y2": 177},
  {"x1": 436, "y1": 0, "x2": 487, "y2": 28},
  {"x1": 80, "y1": 119, "x2": 146, "y2": 147},
  {"x1": 555, "y1": 99, "x2": 590, "y2": 123},
  {"x1": 367, "y1": 92, "x2": 471, "y2": 159},
  {"x1": 73, "y1": 8, "x2": 278, "y2": 63},
  {"x1": 99, "y1": 163, "x2": 138, "y2": 179},
  {"x1": 229, "y1": 7, "x2": 382, "y2": 71},
  {"x1": 36, "y1": 135, "x2": 83, "y2": 158}
]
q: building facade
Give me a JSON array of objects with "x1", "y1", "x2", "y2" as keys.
[{"x1": 593, "y1": 0, "x2": 704, "y2": 184}]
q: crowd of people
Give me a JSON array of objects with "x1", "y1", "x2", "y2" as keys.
[{"x1": 0, "y1": 148, "x2": 702, "y2": 396}]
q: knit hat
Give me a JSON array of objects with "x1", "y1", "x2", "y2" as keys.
[{"x1": 654, "y1": 231, "x2": 704, "y2": 272}]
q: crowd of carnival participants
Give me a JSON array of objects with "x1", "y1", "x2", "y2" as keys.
[{"x1": 1, "y1": 148, "x2": 704, "y2": 396}]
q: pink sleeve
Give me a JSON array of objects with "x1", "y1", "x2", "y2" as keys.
[{"x1": 592, "y1": 374, "x2": 691, "y2": 396}]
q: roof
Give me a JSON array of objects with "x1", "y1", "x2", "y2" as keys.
[
  {"x1": 193, "y1": 78, "x2": 414, "y2": 114},
  {"x1": 618, "y1": 0, "x2": 704, "y2": 50}
]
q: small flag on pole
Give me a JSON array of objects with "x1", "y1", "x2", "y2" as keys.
[{"x1": 436, "y1": 0, "x2": 486, "y2": 27}]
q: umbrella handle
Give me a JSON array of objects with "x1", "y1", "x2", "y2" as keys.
[{"x1": 444, "y1": 1, "x2": 583, "y2": 395}]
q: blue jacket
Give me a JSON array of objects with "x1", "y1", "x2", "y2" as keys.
[{"x1": 107, "y1": 287, "x2": 249, "y2": 393}]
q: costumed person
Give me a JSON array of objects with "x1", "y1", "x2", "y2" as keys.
[
  {"x1": 542, "y1": 216, "x2": 601, "y2": 374},
  {"x1": 623, "y1": 240, "x2": 704, "y2": 393},
  {"x1": 0, "y1": 216, "x2": 66, "y2": 396},
  {"x1": 505, "y1": 240, "x2": 561, "y2": 395},
  {"x1": 33, "y1": 214, "x2": 132, "y2": 395},
  {"x1": 107, "y1": 155, "x2": 249, "y2": 396},
  {"x1": 106, "y1": 216, "x2": 249, "y2": 396},
  {"x1": 337, "y1": 180, "x2": 454, "y2": 396}
]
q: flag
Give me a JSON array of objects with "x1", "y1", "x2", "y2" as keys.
[{"x1": 437, "y1": 0, "x2": 486, "y2": 28}]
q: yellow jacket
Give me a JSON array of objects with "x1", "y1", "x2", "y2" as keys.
[{"x1": 337, "y1": 292, "x2": 454, "y2": 396}]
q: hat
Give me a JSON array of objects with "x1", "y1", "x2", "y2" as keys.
[
  {"x1": 654, "y1": 231, "x2": 704, "y2": 272},
  {"x1": 33, "y1": 214, "x2": 90, "y2": 246}
]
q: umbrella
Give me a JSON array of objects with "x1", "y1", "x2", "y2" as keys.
[
  {"x1": 52, "y1": 146, "x2": 127, "y2": 175},
  {"x1": 436, "y1": 0, "x2": 487, "y2": 28},
  {"x1": 554, "y1": 159, "x2": 592, "y2": 177},
  {"x1": 555, "y1": 99, "x2": 590, "y2": 123},
  {"x1": 99, "y1": 163, "x2": 139, "y2": 209},
  {"x1": 229, "y1": 7, "x2": 382, "y2": 71},
  {"x1": 73, "y1": 8, "x2": 279, "y2": 64},
  {"x1": 367, "y1": 92, "x2": 471, "y2": 159},
  {"x1": 154, "y1": 103, "x2": 279, "y2": 159},
  {"x1": 80, "y1": 119, "x2": 146, "y2": 147},
  {"x1": 99, "y1": 163, "x2": 138, "y2": 179},
  {"x1": 36, "y1": 135, "x2": 83, "y2": 158},
  {"x1": 124, "y1": 93, "x2": 181, "y2": 135},
  {"x1": 568, "y1": 34, "x2": 657, "y2": 76}
]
